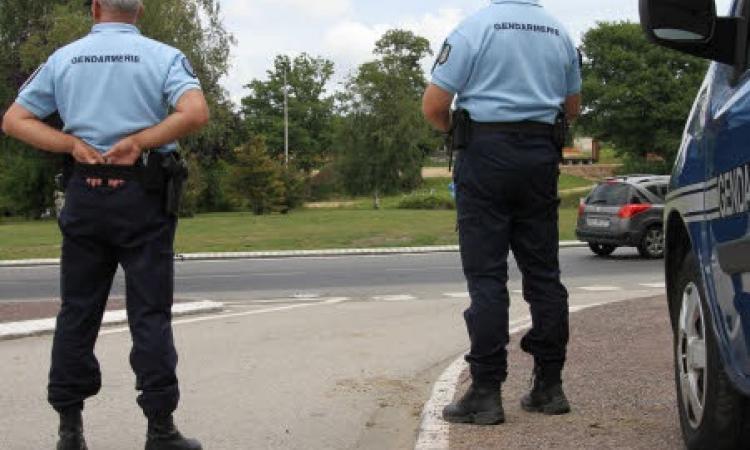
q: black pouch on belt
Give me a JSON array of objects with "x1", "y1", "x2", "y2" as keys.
[
  {"x1": 161, "y1": 153, "x2": 189, "y2": 216},
  {"x1": 553, "y1": 111, "x2": 568, "y2": 154}
]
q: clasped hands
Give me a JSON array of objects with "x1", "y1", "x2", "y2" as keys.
[{"x1": 70, "y1": 136, "x2": 142, "y2": 188}]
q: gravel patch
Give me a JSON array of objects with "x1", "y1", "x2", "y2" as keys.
[{"x1": 450, "y1": 296, "x2": 682, "y2": 450}]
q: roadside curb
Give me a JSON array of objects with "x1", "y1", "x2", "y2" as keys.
[
  {"x1": 0, "y1": 242, "x2": 588, "y2": 268},
  {"x1": 0, "y1": 300, "x2": 224, "y2": 341}
]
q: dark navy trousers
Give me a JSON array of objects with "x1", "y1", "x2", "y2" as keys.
[
  {"x1": 49, "y1": 176, "x2": 179, "y2": 418},
  {"x1": 454, "y1": 131, "x2": 569, "y2": 386}
]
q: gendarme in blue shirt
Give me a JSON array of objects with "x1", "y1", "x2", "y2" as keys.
[
  {"x1": 431, "y1": 0, "x2": 582, "y2": 124},
  {"x1": 16, "y1": 23, "x2": 201, "y2": 153}
]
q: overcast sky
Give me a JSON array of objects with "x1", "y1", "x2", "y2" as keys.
[{"x1": 218, "y1": 0, "x2": 734, "y2": 103}]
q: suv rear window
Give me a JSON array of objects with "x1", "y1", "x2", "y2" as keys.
[
  {"x1": 586, "y1": 183, "x2": 632, "y2": 206},
  {"x1": 646, "y1": 183, "x2": 668, "y2": 200}
]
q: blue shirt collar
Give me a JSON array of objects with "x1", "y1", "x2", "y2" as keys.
[
  {"x1": 91, "y1": 23, "x2": 141, "y2": 34},
  {"x1": 491, "y1": 0, "x2": 542, "y2": 5}
]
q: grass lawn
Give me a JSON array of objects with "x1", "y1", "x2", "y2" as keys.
[{"x1": 0, "y1": 176, "x2": 586, "y2": 260}]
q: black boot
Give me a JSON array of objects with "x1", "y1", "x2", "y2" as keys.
[
  {"x1": 442, "y1": 383, "x2": 505, "y2": 425},
  {"x1": 520, "y1": 369, "x2": 571, "y2": 415},
  {"x1": 145, "y1": 415, "x2": 202, "y2": 450},
  {"x1": 57, "y1": 410, "x2": 87, "y2": 450}
]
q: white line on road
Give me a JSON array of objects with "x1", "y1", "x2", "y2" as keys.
[
  {"x1": 386, "y1": 266, "x2": 456, "y2": 273},
  {"x1": 0, "y1": 301, "x2": 224, "y2": 341},
  {"x1": 372, "y1": 295, "x2": 417, "y2": 302},
  {"x1": 99, "y1": 297, "x2": 350, "y2": 336},
  {"x1": 578, "y1": 286, "x2": 623, "y2": 292},
  {"x1": 640, "y1": 282, "x2": 666, "y2": 289},
  {"x1": 443, "y1": 293, "x2": 470, "y2": 299},
  {"x1": 292, "y1": 293, "x2": 321, "y2": 299},
  {"x1": 415, "y1": 318, "x2": 531, "y2": 450},
  {"x1": 414, "y1": 299, "x2": 631, "y2": 450}
]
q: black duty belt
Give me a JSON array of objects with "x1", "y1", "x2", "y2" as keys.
[
  {"x1": 74, "y1": 163, "x2": 142, "y2": 181},
  {"x1": 72, "y1": 152, "x2": 170, "y2": 190},
  {"x1": 470, "y1": 120, "x2": 554, "y2": 137}
]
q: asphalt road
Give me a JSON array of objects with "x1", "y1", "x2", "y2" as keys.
[
  {"x1": 0, "y1": 247, "x2": 662, "y2": 303},
  {"x1": 0, "y1": 247, "x2": 668, "y2": 449}
]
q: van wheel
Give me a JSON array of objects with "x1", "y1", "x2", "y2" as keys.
[
  {"x1": 638, "y1": 225, "x2": 665, "y2": 258},
  {"x1": 588, "y1": 243, "x2": 616, "y2": 256},
  {"x1": 674, "y1": 252, "x2": 749, "y2": 449}
]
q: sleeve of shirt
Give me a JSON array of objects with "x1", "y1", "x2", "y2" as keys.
[
  {"x1": 565, "y1": 45, "x2": 582, "y2": 96},
  {"x1": 430, "y1": 30, "x2": 475, "y2": 94},
  {"x1": 164, "y1": 52, "x2": 202, "y2": 107},
  {"x1": 16, "y1": 58, "x2": 57, "y2": 119}
]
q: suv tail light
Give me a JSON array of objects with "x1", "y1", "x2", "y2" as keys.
[
  {"x1": 618, "y1": 204, "x2": 652, "y2": 219},
  {"x1": 578, "y1": 200, "x2": 586, "y2": 217}
]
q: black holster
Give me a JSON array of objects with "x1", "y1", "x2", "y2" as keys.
[
  {"x1": 160, "y1": 153, "x2": 189, "y2": 217},
  {"x1": 447, "y1": 108, "x2": 471, "y2": 171},
  {"x1": 553, "y1": 111, "x2": 568, "y2": 155}
]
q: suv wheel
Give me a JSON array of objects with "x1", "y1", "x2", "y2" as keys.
[
  {"x1": 588, "y1": 243, "x2": 616, "y2": 256},
  {"x1": 674, "y1": 252, "x2": 749, "y2": 449},
  {"x1": 638, "y1": 225, "x2": 664, "y2": 258}
]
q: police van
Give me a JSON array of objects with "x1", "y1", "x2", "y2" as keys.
[{"x1": 641, "y1": 0, "x2": 750, "y2": 448}]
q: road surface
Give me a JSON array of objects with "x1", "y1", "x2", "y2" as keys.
[{"x1": 0, "y1": 247, "x2": 666, "y2": 449}]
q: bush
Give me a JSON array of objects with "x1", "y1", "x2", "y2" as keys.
[
  {"x1": 0, "y1": 145, "x2": 60, "y2": 218},
  {"x1": 179, "y1": 155, "x2": 205, "y2": 218},
  {"x1": 229, "y1": 138, "x2": 285, "y2": 215},
  {"x1": 307, "y1": 164, "x2": 341, "y2": 201},
  {"x1": 397, "y1": 194, "x2": 455, "y2": 210},
  {"x1": 281, "y1": 166, "x2": 306, "y2": 212}
]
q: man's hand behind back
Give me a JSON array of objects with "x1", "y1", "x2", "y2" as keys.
[
  {"x1": 103, "y1": 136, "x2": 143, "y2": 188},
  {"x1": 70, "y1": 138, "x2": 108, "y2": 187}
]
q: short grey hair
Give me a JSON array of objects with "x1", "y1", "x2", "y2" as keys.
[{"x1": 97, "y1": 0, "x2": 143, "y2": 13}]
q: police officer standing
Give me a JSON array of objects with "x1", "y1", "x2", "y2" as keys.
[
  {"x1": 2, "y1": 1, "x2": 209, "y2": 448},
  {"x1": 423, "y1": 0, "x2": 582, "y2": 425}
]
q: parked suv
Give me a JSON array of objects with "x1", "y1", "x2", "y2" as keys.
[
  {"x1": 576, "y1": 175, "x2": 669, "y2": 258},
  {"x1": 641, "y1": 0, "x2": 750, "y2": 448}
]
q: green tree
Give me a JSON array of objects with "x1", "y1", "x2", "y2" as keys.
[
  {"x1": 241, "y1": 54, "x2": 335, "y2": 172},
  {"x1": 579, "y1": 21, "x2": 709, "y2": 166},
  {"x1": 229, "y1": 138, "x2": 285, "y2": 215},
  {"x1": 0, "y1": 0, "x2": 237, "y2": 216},
  {"x1": 335, "y1": 30, "x2": 435, "y2": 208}
]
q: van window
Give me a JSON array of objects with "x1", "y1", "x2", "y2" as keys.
[{"x1": 586, "y1": 183, "x2": 632, "y2": 206}]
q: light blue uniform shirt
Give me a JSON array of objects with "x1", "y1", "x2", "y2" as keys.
[
  {"x1": 431, "y1": 0, "x2": 581, "y2": 125},
  {"x1": 16, "y1": 23, "x2": 201, "y2": 153}
]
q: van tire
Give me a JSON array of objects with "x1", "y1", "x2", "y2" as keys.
[{"x1": 674, "y1": 251, "x2": 750, "y2": 449}]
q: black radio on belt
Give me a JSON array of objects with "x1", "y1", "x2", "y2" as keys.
[
  {"x1": 447, "y1": 108, "x2": 472, "y2": 171},
  {"x1": 552, "y1": 110, "x2": 568, "y2": 153}
]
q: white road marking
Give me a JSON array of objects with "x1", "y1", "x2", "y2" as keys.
[
  {"x1": 443, "y1": 292, "x2": 470, "y2": 299},
  {"x1": 415, "y1": 318, "x2": 531, "y2": 450},
  {"x1": 579, "y1": 286, "x2": 623, "y2": 292},
  {"x1": 512, "y1": 289, "x2": 524, "y2": 294},
  {"x1": 0, "y1": 301, "x2": 224, "y2": 341},
  {"x1": 372, "y1": 295, "x2": 417, "y2": 302},
  {"x1": 99, "y1": 297, "x2": 349, "y2": 336},
  {"x1": 640, "y1": 282, "x2": 666, "y2": 289},
  {"x1": 292, "y1": 293, "x2": 321, "y2": 299},
  {"x1": 414, "y1": 299, "x2": 631, "y2": 450},
  {"x1": 175, "y1": 272, "x2": 306, "y2": 280},
  {"x1": 253, "y1": 298, "x2": 322, "y2": 304},
  {"x1": 386, "y1": 266, "x2": 456, "y2": 273}
]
